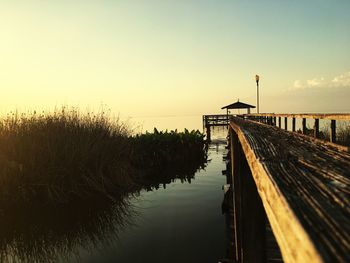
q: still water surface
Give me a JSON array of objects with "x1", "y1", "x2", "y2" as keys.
[
  {"x1": 2, "y1": 127, "x2": 229, "y2": 263},
  {"x1": 78, "y1": 136, "x2": 228, "y2": 262}
]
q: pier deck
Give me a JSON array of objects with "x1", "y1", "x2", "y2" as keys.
[{"x1": 227, "y1": 115, "x2": 350, "y2": 263}]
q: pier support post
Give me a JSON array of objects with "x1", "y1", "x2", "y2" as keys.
[
  {"x1": 230, "y1": 128, "x2": 266, "y2": 263},
  {"x1": 331, "y1": 120, "x2": 336, "y2": 143},
  {"x1": 241, "y1": 153, "x2": 266, "y2": 263},
  {"x1": 302, "y1": 118, "x2": 307, "y2": 134},
  {"x1": 314, "y1": 119, "x2": 319, "y2": 138},
  {"x1": 231, "y1": 129, "x2": 242, "y2": 262},
  {"x1": 292, "y1": 118, "x2": 296, "y2": 132},
  {"x1": 284, "y1": 117, "x2": 288, "y2": 130},
  {"x1": 278, "y1": 117, "x2": 281, "y2": 128},
  {"x1": 206, "y1": 125, "x2": 211, "y2": 142}
]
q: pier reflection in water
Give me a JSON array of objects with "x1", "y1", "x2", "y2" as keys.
[{"x1": 0, "y1": 127, "x2": 229, "y2": 263}]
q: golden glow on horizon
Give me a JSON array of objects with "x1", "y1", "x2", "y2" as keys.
[{"x1": 0, "y1": 1, "x2": 349, "y2": 117}]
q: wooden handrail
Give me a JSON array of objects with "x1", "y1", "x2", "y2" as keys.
[
  {"x1": 243, "y1": 113, "x2": 350, "y2": 120},
  {"x1": 241, "y1": 113, "x2": 350, "y2": 145},
  {"x1": 229, "y1": 116, "x2": 350, "y2": 263}
]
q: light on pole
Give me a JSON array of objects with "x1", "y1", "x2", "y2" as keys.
[{"x1": 255, "y1": 74, "x2": 260, "y2": 113}]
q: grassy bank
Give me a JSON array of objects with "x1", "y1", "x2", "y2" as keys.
[
  {"x1": 298, "y1": 123, "x2": 350, "y2": 147},
  {"x1": 131, "y1": 128, "x2": 207, "y2": 189},
  {"x1": 319, "y1": 123, "x2": 350, "y2": 146},
  {"x1": 0, "y1": 109, "x2": 207, "y2": 206}
]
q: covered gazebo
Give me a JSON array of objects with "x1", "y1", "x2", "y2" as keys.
[{"x1": 221, "y1": 99, "x2": 256, "y2": 118}]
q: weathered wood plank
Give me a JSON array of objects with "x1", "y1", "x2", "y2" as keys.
[
  {"x1": 240, "y1": 153, "x2": 266, "y2": 263},
  {"x1": 244, "y1": 113, "x2": 350, "y2": 120},
  {"x1": 229, "y1": 117, "x2": 350, "y2": 263},
  {"x1": 231, "y1": 128, "x2": 267, "y2": 262}
]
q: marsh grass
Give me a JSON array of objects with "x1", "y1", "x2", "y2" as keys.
[
  {"x1": 0, "y1": 108, "x2": 207, "y2": 206},
  {"x1": 319, "y1": 122, "x2": 350, "y2": 146},
  {"x1": 0, "y1": 108, "x2": 134, "y2": 205},
  {"x1": 297, "y1": 122, "x2": 350, "y2": 147},
  {"x1": 337, "y1": 124, "x2": 350, "y2": 146},
  {"x1": 0, "y1": 107, "x2": 207, "y2": 262}
]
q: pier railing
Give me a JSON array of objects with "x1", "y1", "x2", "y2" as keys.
[
  {"x1": 227, "y1": 115, "x2": 350, "y2": 263},
  {"x1": 241, "y1": 113, "x2": 350, "y2": 144},
  {"x1": 202, "y1": 114, "x2": 233, "y2": 141},
  {"x1": 202, "y1": 114, "x2": 232, "y2": 128}
]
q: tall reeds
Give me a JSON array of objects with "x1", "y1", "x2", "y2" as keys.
[
  {"x1": 0, "y1": 108, "x2": 134, "y2": 205},
  {"x1": 319, "y1": 122, "x2": 350, "y2": 146},
  {"x1": 0, "y1": 107, "x2": 208, "y2": 262},
  {"x1": 0, "y1": 108, "x2": 207, "y2": 206}
]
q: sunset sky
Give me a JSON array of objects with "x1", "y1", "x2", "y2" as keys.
[{"x1": 1, "y1": 0, "x2": 349, "y2": 120}]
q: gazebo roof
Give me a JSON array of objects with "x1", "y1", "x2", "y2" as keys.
[{"x1": 221, "y1": 100, "x2": 256, "y2": 110}]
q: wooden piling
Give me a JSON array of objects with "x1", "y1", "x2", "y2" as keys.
[
  {"x1": 206, "y1": 125, "x2": 211, "y2": 142},
  {"x1": 302, "y1": 118, "x2": 307, "y2": 134},
  {"x1": 230, "y1": 129, "x2": 242, "y2": 262},
  {"x1": 330, "y1": 120, "x2": 336, "y2": 143},
  {"x1": 284, "y1": 117, "x2": 288, "y2": 130},
  {"x1": 314, "y1": 119, "x2": 319, "y2": 138},
  {"x1": 292, "y1": 117, "x2": 296, "y2": 132}
]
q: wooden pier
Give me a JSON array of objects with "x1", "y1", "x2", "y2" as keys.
[
  {"x1": 242, "y1": 113, "x2": 350, "y2": 145},
  {"x1": 217, "y1": 113, "x2": 350, "y2": 262},
  {"x1": 203, "y1": 114, "x2": 232, "y2": 141},
  {"x1": 203, "y1": 114, "x2": 232, "y2": 127}
]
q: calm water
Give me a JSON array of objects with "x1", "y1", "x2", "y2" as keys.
[
  {"x1": 78, "y1": 137, "x2": 228, "y2": 262},
  {"x1": 128, "y1": 115, "x2": 204, "y2": 132},
  {"x1": 1, "y1": 127, "x2": 230, "y2": 263}
]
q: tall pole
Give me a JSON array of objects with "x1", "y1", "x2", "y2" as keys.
[{"x1": 255, "y1": 75, "x2": 260, "y2": 113}]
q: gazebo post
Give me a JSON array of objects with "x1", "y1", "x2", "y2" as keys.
[{"x1": 227, "y1": 108, "x2": 229, "y2": 124}]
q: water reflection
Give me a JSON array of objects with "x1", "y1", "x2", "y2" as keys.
[
  {"x1": 0, "y1": 197, "x2": 136, "y2": 262},
  {"x1": 0, "y1": 152, "x2": 208, "y2": 262},
  {"x1": 136, "y1": 153, "x2": 208, "y2": 191}
]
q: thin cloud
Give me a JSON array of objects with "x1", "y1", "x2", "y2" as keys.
[
  {"x1": 332, "y1": 71, "x2": 350, "y2": 87},
  {"x1": 290, "y1": 71, "x2": 350, "y2": 91}
]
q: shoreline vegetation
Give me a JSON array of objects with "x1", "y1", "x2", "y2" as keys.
[
  {"x1": 0, "y1": 108, "x2": 208, "y2": 262},
  {"x1": 298, "y1": 124, "x2": 350, "y2": 147},
  {"x1": 0, "y1": 108, "x2": 207, "y2": 207}
]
